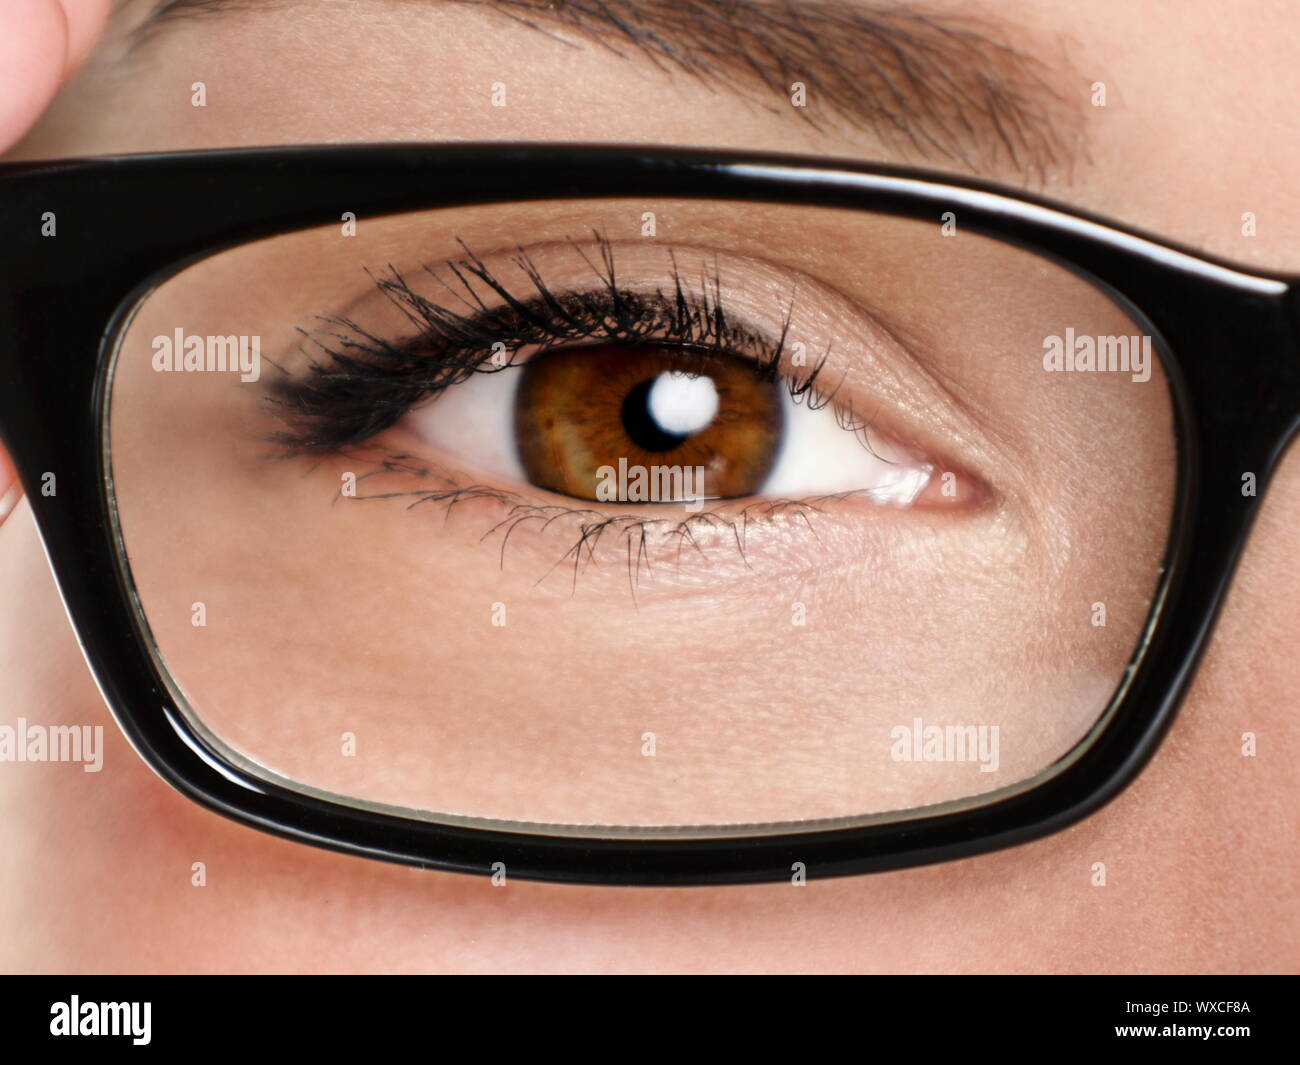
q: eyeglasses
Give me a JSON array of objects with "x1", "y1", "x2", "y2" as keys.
[{"x1": 1, "y1": 144, "x2": 1296, "y2": 885}]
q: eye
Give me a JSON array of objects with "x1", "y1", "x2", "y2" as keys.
[
  {"x1": 265, "y1": 233, "x2": 975, "y2": 519},
  {"x1": 401, "y1": 340, "x2": 933, "y2": 507}
]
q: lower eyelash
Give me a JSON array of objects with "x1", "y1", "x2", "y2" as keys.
[
  {"x1": 263, "y1": 232, "x2": 841, "y2": 456},
  {"x1": 327, "y1": 445, "x2": 871, "y2": 596}
]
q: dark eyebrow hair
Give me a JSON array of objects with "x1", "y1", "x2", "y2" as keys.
[{"x1": 124, "y1": 0, "x2": 1083, "y2": 183}]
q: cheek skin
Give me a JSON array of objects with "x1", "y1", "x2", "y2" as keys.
[{"x1": 0, "y1": 452, "x2": 1296, "y2": 973}]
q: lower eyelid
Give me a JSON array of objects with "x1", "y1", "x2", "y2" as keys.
[
  {"x1": 301, "y1": 439, "x2": 992, "y2": 601},
  {"x1": 341, "y1": 419, "x2": 986, "y2": 531}
]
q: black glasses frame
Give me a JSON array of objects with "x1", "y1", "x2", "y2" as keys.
[{"x1": 1, "y1": 143, "x2": 1297, "y2": 886}]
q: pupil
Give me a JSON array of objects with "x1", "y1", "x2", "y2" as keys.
[{"x1": 622, "y1": 375, "x2": 699, "y2": 452}]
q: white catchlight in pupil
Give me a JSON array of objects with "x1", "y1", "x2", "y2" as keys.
[{"x1": 648, "y1": 371, "x2": 719, "y2": 435}]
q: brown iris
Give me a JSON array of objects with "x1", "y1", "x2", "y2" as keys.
[{"x1": 514, "y1": 344, "x2": 784, "y2": 502}]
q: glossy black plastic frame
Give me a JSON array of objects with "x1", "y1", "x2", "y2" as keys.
[{"x1": 1, "y1": 144, "x2": 1297, "y2": 886}]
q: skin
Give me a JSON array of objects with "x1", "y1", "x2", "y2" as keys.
[{"x1": 1, "y1": 0, "x2": 1297, "y2": 973}]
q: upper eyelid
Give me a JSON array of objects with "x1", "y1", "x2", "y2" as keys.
[
  {"x1": 268, "y1": 269, "x2": 822, "y2": 455},
  {"x1": 325, "y1": 236, "x2": 1005, "y2": 462}
]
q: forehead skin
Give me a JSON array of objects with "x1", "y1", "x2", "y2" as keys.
[{"x1": 2, "y1": 0, "x2": 1298, "y2": 972}]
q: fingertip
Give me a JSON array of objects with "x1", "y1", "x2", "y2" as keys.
[
  {"x1": 58, "y1": 0, "x2": 114, "y2": 75},
  {"x1": 0, "y1": 444, "x2": 20, "y2": 527},
  {"x1": 0, "y1": 0, "x2": 70, "y2": 152}
]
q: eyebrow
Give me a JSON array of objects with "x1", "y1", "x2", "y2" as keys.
[{"x1": 125, "y1": 0, "x2": 1083, "y2": 182}]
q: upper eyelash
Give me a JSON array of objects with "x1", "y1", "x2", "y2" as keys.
[{"x1": 263, "y1": 232, "x2": 844, "y2": 455}]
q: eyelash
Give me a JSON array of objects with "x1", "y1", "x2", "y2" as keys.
[
  {"x1": 263, "y1": 234, "x2": 897, "y2": 588},
  {"x1": 265, "y1": 233, "x2": 846, "y2": 454},
  {"x1": 332, "y1": 445, "x2": 855, "y2": 597}
]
